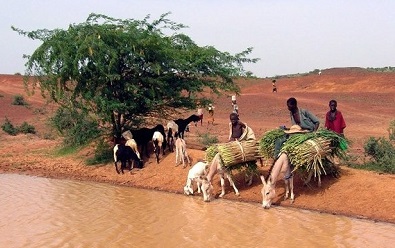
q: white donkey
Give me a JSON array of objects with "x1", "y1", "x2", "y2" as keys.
[
  {"x1": 260, "y1": 152, "x2": 294, "y2": 209},
  {"x1": 198, "y1": 153, "x2": 240, "y2": 202}
]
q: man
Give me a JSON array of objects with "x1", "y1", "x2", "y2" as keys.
[
  {"x1": 286, "y1": 97, "x2": 320, "y2": 132},
  {"x1": 207, "y1": 104, "x2": 215, "y2": 125},
  {"x1": 272, "y1": 79, "x2": 277, "y2": 93},
  {"x1": 325, "y1": 99, "x2": 346, "y2": 136}
]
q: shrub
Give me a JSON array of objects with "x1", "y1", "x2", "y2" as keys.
[
  {"x1": 362, "y1": 137, "x2": 395, "y2": 174},
  {"x1": 86, "y1": 139, "x2": 113, "y2": 165},
  {"x1": 198, "y1": 132, "x2": 219, "y2": 147},
  {"x1": 18, "y1": 122, "x2": 36, "y2": 134},
  {"x1": 1, "y1": 117, "x2": 18, "y2": 135},
  {"x1": 12, "y1": 95, "x2": 29, "y2": 106},
  {"x1": 50, "y1": 107, "x2": 101, "y2": 146}
]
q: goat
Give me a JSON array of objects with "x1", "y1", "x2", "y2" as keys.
[
  {"x1": 175, "y1": 137, "x2": 191, "y2": 168},
  {"x1": 197, "y1": 153, "x2": 240, "y2": 202},
  {"x1": 152, "y1": 131, "x2": 165, "y2": 164},
  {"x1": 174, "y1": 114, "x2": 201, "y2": 139},
  {"x1": 113, "y1": 144, "x2": 143, "y2": 174},
  {"x1": 183, "y1": 161, "x2": 208, "y2": 195},
  {"x1": 166, "y1": 121, "x2": 178, "y2": 152},
  {"x1": 130, "y1": 124, "x2": 167, "y2": 158}
]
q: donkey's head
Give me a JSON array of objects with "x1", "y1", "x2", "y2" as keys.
[
  {"x1": 196, "y1": 176, "x2": 213, "y2": 202},
  {"x1": 260, "y1": 175, "x2": 276, "y2": 209}
]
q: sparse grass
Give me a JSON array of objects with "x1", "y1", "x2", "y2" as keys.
[{"x1": 197, "y1": 131, "x2": 219, "y2": 147}]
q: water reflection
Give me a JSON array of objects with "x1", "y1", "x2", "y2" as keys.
[{"x1": 0, "y1": 174, "x2": 394, "y2": 247}]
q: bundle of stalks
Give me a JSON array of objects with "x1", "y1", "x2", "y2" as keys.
[
  {"x1": 284, "y1": 137, "x2": 332, "y2": 177},
  {"x1": 205, "y1": 140, "x2": 260, "y2": 167},
  {"x1": 205, "y1": 145, "x2": 219, "y2": 163},
  {"x1": 280, "y1": 129, "x2": 349, "y2": 180},
  {"x1": 217, "y1": 140, "x2": 260, "y2": 167},
  {"x1": 259, "y1": 128, "x2": 286, "y2": 159}
]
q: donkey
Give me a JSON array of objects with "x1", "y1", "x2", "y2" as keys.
[
  {"x1": 197, "y1": 153, "x2": 240, "y2": 202},
  {"x1": 260, "y1": 152, "x2": 294, "y2": 209},
  {"x1": 174, "y1": 114, "x2": 201, "y2": 139}
]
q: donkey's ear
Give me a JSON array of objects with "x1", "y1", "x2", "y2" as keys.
[{"x1": 260, "y1": 174, "x2": 266, "y2": 186}]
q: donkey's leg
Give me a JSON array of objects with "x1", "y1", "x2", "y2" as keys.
[
  {"x1": 226, "y1": 173, "x2": 240, "y2": 196},
  {"x1": 219, "y1": 175, "x2": 226, "y2": 198},
  {"x1": 284, "y1": 179, "x2": 290, "y2": 200},
  {"x1": 289, "y1": 177, "x2": 295, "y2": 203}
]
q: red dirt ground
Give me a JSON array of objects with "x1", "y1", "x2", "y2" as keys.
[{"x1": 1, "y1": 68, "x2": 395, "y2": 224}]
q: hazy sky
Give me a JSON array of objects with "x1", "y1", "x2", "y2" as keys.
[{"x1": 1, "y1": 0, "x2": 394, "y2": 78}]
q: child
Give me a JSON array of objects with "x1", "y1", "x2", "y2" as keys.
[{"x1": 228, "y1": 113, "x2": 246, "y2": 141}]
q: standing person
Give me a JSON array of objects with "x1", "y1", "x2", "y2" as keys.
[
  {"x1": 286, "y1": 97, "x2": 320, "y2": 132},
  {"x1": 325, "y1": 100, "x2": 346, "y2": 136},
  {"x1": 197, "y1": 107, "x2": 203, "y2": 126},
  {"x1": 272, "y1": 79, "x2": 277, "y2": 93},
  {"x1": 231, "y1": 95, "x2": 239, "y2": 115},
  {"x1": 228, "y1": 113, "x2": 246, "y2": 141},
  {"x1": 207, "y1": 103, "x2": 215, "y2": 125}
]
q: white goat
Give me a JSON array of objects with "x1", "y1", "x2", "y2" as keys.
[
  {"x1": 175, "y1": 137, "x2": 191, "y2": 168},
  {"x1": 152, "y1": 131, "x2": 164, "y2": 164},
  {"x1": 184, "y1": 161, "x2": 208, "y2": 195}
]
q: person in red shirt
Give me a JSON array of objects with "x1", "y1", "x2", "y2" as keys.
[{"x1": 325, "y1": 100, "x2": 346, "y2": 136}]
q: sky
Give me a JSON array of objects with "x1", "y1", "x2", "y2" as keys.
[{"x1": 1, "y1": 0, "x2": 395, "y2": 78}]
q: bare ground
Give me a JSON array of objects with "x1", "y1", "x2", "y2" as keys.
[{"x1": 1, "y1": 69, "x2": 395, "y2": 224}]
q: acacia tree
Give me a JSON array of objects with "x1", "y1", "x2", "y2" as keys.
[{"x1": 12, "y1": 13, "x2": 258, "y2": 138}]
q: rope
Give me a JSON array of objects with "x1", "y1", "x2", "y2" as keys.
[
  {"x1": 306, "y1": 139, "x2": 321, "y2": 153},
  {"x1": 236, "y1": 141, "x2": 247, "y2": 162}
]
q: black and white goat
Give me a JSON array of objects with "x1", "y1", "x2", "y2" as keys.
[{"x1": 113, "y1": 144, "x2": 143, "y2": 174}]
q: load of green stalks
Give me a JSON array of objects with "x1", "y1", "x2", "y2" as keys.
[
  {"x1": 205, "y1": 140, "x2": 261, "y2": 174},
  {"x1": 258, "y1": 128, "x2": 286, "y2": 159},
  {"x1": 259, "y1": 128, "x2": 349, "y2": 181}
]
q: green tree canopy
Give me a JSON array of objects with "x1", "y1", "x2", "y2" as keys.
[{"x1": 12, "y1": 13, "x2": 258, "y2": 137}]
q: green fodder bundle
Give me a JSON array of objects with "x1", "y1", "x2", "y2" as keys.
[
  {"x1": 205, "y1": 144, "x2": 219, "y2": 163},
  {"x1": 259, "y1": 128, "x2": 286, "y2": 159},
  {"x1": 280, "y1": 128, "x2": 349, "y2": 179},
  {"x1": 217, "y1": 140, "x2": 260, "y2": 167},
  {"x1": 205, "y1": 140, "x2": 260, "y2": 167}
]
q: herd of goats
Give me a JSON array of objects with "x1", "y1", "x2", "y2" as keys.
[{"x1": 113, "y1": 114, "x2": 294, "y2": 209}]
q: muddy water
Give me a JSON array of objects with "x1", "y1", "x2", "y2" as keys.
[{"x1": 1, "y1": 174, "x2": 394, "y2": 248}]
